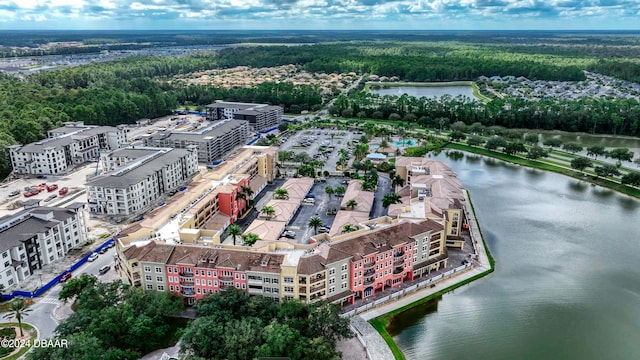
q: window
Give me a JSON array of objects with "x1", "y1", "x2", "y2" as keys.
[
  {"x1": 242, "y1": 284, "x2": 246, "y2": 289},
  {"x1": 144, "y1": 266, "x2": 151, "y2": 272},
  {"x1": 168, "y1": 267, "x2": 172, "y2": 273},
  {"x1": 284, "y1": 286, "x2": 294, "y2": 293},
  {"x1": 235, "y1": 283, "x2": 240, "y2": 289},
  {"x1": 196, "y1": 288, "x2": 201, "y2": 294},
  {"x1": 341, "y1": 264, "x2": 348, "y2": 271},
  {"x1": 235, "y1": 273, "x2": 239, "y2": 279},
  {"x1": 241, "y1": 274, "x2": 246, "y2": 280},
  {"x1": 145, "y1": 275, "x2": 152, "y2": 281},
  {"x1": 329, "y1": 287, "x2": 335, "y2": 294},
  {"x1": 208, "y1": 280, "x2": 212, "y2": 286},
  {"x1": 265, "y1": 278, "x2": 271, "y2": 283},
  {"x1": 156, "y1": 276, "x2": 162, "y2": 282},
  {"x1": 329, "y1": 278, "x2": 336, "y2": 284},
  {"x1": 158, "y1": 285, "x2": 165, "y2": 291},
  {"x1": 273, "y1": 278, "x2": 279, "y2": 284},
  {"x1": 2, "y1": 252, "x2": 7, "y2": 258},
  {"x1": 169, "y1": 285, "x2": 174, "y2": 291},
  {"x1": 155, "y1": 267, "x2": 162, "y2": 273},
  {"x1": 341, "y1": 274, "x2": 347, "y2": 280},
  {"x1": 146, "y1": 284, "x2": 153, "y2": 290},
  {"x1": 284, "y1": 276, "x2": 293, "y2": 283},
  {"x1": 207, "y1": 271, "x2": 212, "y2": 277},
  {"x1": 329, "y1": 268, "x2": 336, "y2": 275}
]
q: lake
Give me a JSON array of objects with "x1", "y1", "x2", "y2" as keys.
[
  {"x1": 391, "y1": 151, "x2": 640, "y2": 360},
  {"x1": 370, "y1": 85, "x2": 478, "y2": 100}
]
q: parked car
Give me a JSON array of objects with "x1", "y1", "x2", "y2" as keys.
[
  {"x1": 23, "y1": 190, "x2": 38, "y2": 198},
  {"x1": 99, "y1": 247, "x2": 108, "y2": 254},
  {"x1": 44, "y1": 194, "x2": 58, "y2": 202},
  {"x1": 106, "y1": 241, "x2": 115, "y2": 249},
  {"x1": 282, "y1": 230, "x2": 296, "y2": 239},
  {"x1": 58, "y1": 187, "x2": 69, "y2": 196},
  {"x1": 8, "y1": 190, "x2": 20, "y2": 197},
  {"x1": 87, "y1": 253, "x2": 99, "y2": 262},
  {"x1": 46, "y1": 184, "x2": 58, "y2": 192},
  {"x1": 305, "y1": 193, "x2": 316, "y2": 198},
  {"x1": 98, "y1": 265, "x2": 111, "y2": 275},
  {"x1": 318, "y1": 226, "x2": 330, "y2": 233},
  {"x1": 302, "y1": 198, "x2": 315, "y2": 204},
  {"x1": 59, "y1": 272, "x2": 72, "y2": 282}
]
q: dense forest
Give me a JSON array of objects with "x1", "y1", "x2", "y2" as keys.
[{"x1": 1, "y1": 35, "x2": 640, "y2": 179}]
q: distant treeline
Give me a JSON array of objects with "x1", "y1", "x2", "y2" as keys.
[{"x1": 331, "y1": 93, "x2": 640, "y2": 137}]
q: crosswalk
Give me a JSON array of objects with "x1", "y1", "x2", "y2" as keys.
[{"x1": 39, "y1": 297, "x2": 60, "y2": 305}]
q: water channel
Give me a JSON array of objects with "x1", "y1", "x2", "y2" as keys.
[{"x1": 391, "y1": 151, "x2": 640, "y2": 360}]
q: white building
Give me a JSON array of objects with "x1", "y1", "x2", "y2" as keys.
[
  {"x1": 9, "y1": 122, "x2": 127, "y2": 176},
  {"x1": 205, "y1": 101, "x2": 283, "y2": 132},
  {"x1": 0, "y1": 203, "x2": 88, "y2": 290},
  {"x1": 87, "y1": 147, "x2": 199, "y2": 216}
]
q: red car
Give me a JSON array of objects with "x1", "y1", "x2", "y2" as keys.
[
  {"x1": 58, "y1": 187, "x2": 69, "y2": 196},
  {"x1": 59, "y1": 272, "x2": 72, "y2": 282},
  {"x1": 47, "y1": 184, "x2": 58, "y2": 192},
  {"x1": 23, "y1": 190, "x2": 39, "y2": 197}
]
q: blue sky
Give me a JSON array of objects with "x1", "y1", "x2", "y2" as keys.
[{"x1": 0, "y1": 0, "x2": 638, "y2": 30}]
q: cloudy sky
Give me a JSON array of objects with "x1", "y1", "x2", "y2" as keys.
[{"x1": 0, "y1": 0, "x2": 638, "y2": 30}]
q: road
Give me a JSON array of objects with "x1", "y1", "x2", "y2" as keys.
[{"x1": 25, "y1": 247, "x2": 117, "y2": 339}]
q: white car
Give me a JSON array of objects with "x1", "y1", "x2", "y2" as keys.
[{"x1": 87, "y1": 253, "x2": 99, "y2": 262}]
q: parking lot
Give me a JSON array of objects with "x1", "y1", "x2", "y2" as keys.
[{"x1": 280, "y1": 128, "x2": 362, "y2": 174}]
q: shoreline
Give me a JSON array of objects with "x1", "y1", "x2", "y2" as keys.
[
  {"x1": 364, "y1": 189, "x2": 494, "y2": 359},
  {"x1": 362, "y1": 81, "x2": 492, "y2": 103}
]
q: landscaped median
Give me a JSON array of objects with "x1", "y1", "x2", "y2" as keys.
[
  {"x1": 368, "y1": 191, "x2": 495, "y2": 360},
  {"x1": 444, "y1": 142, "x2": 640, "y2": 199},
  {"x1": 0, "y1": 322, "x2": 37, "y2": 360}
]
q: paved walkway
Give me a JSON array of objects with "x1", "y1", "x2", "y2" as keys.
[{"x1": 350, "y1": 316, "x2": 394, "y2": 360}]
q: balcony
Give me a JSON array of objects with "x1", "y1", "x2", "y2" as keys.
[
  {"x1": 310, "y1": 274, "x2": 325, "y2": 282},
  {"x1": 299, "y1": 278, "x2": 307, "y2": 284},
  {"x1": 364, "y1": 262, "x2": 375, "y2": 271},
  {"x1": 364, "y1": 276, "x2": 374, "y2": 285},
  {"x1": 364, "y1": 268, "x2": 375, "y2": 276},
  {"x1": 219, "y1": 274, "x2": 233, "y2": 281},
  {"x1": 310, "y1": 282, "x2": 326, "y2": 292},
  {"x1": 179, "y1": 272, "x2": 194, "y2": 278},
  {"x1": 299, "y1": 286, "x2": 307, "y2": 293},
  {"x1": 221, "y1": 280, "x2": 233, "y2": 288},
  {"x1": 394, "y1": 251, "x2": 405, "y2": 259},
  {"x1": 180, "y1": 278, "x2": 194, "y2": 286},
  {"x1": 181, "y1": 290, "x2": 196, "y2": 298},
  {"x1": 394, "y1": 257, "x2": 405, "y2": 265},
  {"x1": 394, "y1": 265, "x2": 405, "y2": 274}
]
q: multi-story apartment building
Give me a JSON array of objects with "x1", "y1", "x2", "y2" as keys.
[
  {"x1": 205, "y1": 101, "x2": 283, "y2": 132},
  {"x1": 87, "y1": 147, "x2": 198, "y2": 216},
  {"x1": 0, "y1": 203, "x2": 88, "y2": 290},
  {"x1": 9, "y1": 122, "x2": 127, "y2": 175},
  {"x1": 144, "y1": 119, "x2": 249, "y2": 163},
  {"x1": 119, "y1": 218, "x2": 448, "y2": 306}
]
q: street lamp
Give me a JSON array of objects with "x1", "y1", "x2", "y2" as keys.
[{"x1": 35, "y1": 270, "x2": 43, "y2": 288}]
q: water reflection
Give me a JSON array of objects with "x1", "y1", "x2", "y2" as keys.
[{"x1": 392, "y1": 151, "x2": 640, "y2": 360}]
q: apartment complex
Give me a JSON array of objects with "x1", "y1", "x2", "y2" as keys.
[
  {"x1": 205, "y1": 101, "x2": 283, "y2": 132},
  {"x1": 144, "y1": 119, "x2": 249, "y2": 163},
  {"x1": 9, "y1": 122, "x2": 127, "y2": 175},
  {"x1": 115, "y1": 146, "x2": 278, "y2": 246},
  {"x1": 87, "y1": 147, "x2": 199, "y2": 216},
  {"x1": 0, "y1": 203, "x2": 88, "y2": 290},
  {"x1": 119, "y1": 218, "x2": 449, "y2": 306}
]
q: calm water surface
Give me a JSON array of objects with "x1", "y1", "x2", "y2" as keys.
[
  {"x1": 392, "y1": 151, "x2": 640, "y2": 360},
  {"x1": 370, "y1": 85, "x2": 478, "y2": 100}
]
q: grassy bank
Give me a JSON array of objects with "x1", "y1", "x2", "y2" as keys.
[
  {"x1": 444, "y1": 142, "x2": 640, "y2": 199},
  {"x1": 0, "y1": 322, "x2": 37, "y2": 360},
  {"x1": 369, "y1": 191, "x2": 494, "y2": 360}
]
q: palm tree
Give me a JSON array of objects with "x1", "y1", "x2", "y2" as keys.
[
  {"x1": 242, "y1": 233, "x2": 260, "y2": 246},
  {"x1": 308, "y1": 216, "x2": 322, "y2": 234},
  {"x1": 241, "y1": 186, "x2": 254, "y2": 207},
  {"x1": 261, "y1": 205, "x2": 276, "y2": 220},
  {"x1": 325, "y1": 185, "x2": 334, "y2": 200},
  {"x1": 274, "y1": 188, "x2": 289, "y2": 200},
  {"x1": 346, "y1": 199, "x2": 358, "y2": 210},
  {"x1": 335, "y1": 185, "x2": 346, "y2": 197},
  {"x1": 382, "y1": 193, "x2": 402, "y2": 208},
  {"x1": 342, "y1": 224, "x2": 357, "y2": 234},
  {"x1": 227, "y1": 224, "x2": 242, "y2": 246},
  {"x1": 4, "y1": 298, "x2": 32, "y2": 337},
  {"x1": 354, "y1": 144, "x2": 368, "y2": 161},
  {"x1": 392, "y1": 175, "x2": 405, "y2": 191}
]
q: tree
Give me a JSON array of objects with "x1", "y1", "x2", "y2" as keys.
[
  {"x1": 563, "y1": 142, "x2": 583, "y2": 154},
  {"x1": 342, "y1": 224, "x2": 358, "y2": 233},
  {"x1": 527, "y1": 146, "x2": 548, "y2": 160},
  {"x1": 274, "y1": 188, "x2": 289, "y2": 199},
  {"x1": 485, "y1": 136, "x2": 507, "y2": 150},
  {"x1": 325, "y1": 185, "x2": 334, "y2": 200},
  {"x1": 524, "y1": 133, "x2": 539, "y2": 145},
  {"x1": 543, "y1": 138, "x2": 563, "y2": 147},
  {"x1": 261, "y1": 206, "x2": 276, "y2": 220},
  {"x1": 382, "y1": 193, "x2": 402, "y2": 208},
  {"x1": 278, "y1": 123, "x2": 289, "y2": 132},
  {"x1": 4, "y1": 298, "x2": 32, "y2": 337},
  {"x1": 570, "y1": 157, "x2": 592, "y2": 172},
  {"x1": 353, "y1": 143, "x2": 369, "y2": 161},
  {"x1": 227, "y1": 224, "x2": 242, "y2": 246},
  {"x1": 594, "y1": 164, "x2": 620, "y2": 178},
  {"x1": 450, "y1": 131, "x2": 466, "y2": 142},
  {"x1": 346, "y1": 199, "x2": 358, "y2": 210},
  {"x1": 621, "y1": 172, "x2": 640, "y2": 186},
  {"x1": 241, "y1": 186, "x2": 254, "y2": 207},
  {"x1": 450, "y1": 121, "x2": 467, "y2": 132},
  {"x1": 607, "y1": 148, "x2": 634, "y2": 166},
  {"x1": 467, "y1": 135, "x2": 484, "y2": 146},
  {"x1": 334, "y1": 185, "x2": 346, "y2": 196},
  {"x1": 59, "y1": 273, "x2": 98, "y2": 303},
  {"x1": 242, "y1": 233, "x2": 260, "y2": 246},
  {"x1": 392, "y1": 175, "x2": 405, "y2": 191},
  {"x1": 504, "y1": 142, "x2": 527, "y2": 155},
  {"x1": 586, "y1": 145, "x2": 606, "y2": 159},
  {"x1": 308, "y1": 216, "x2": 322, "y2": 234}
]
